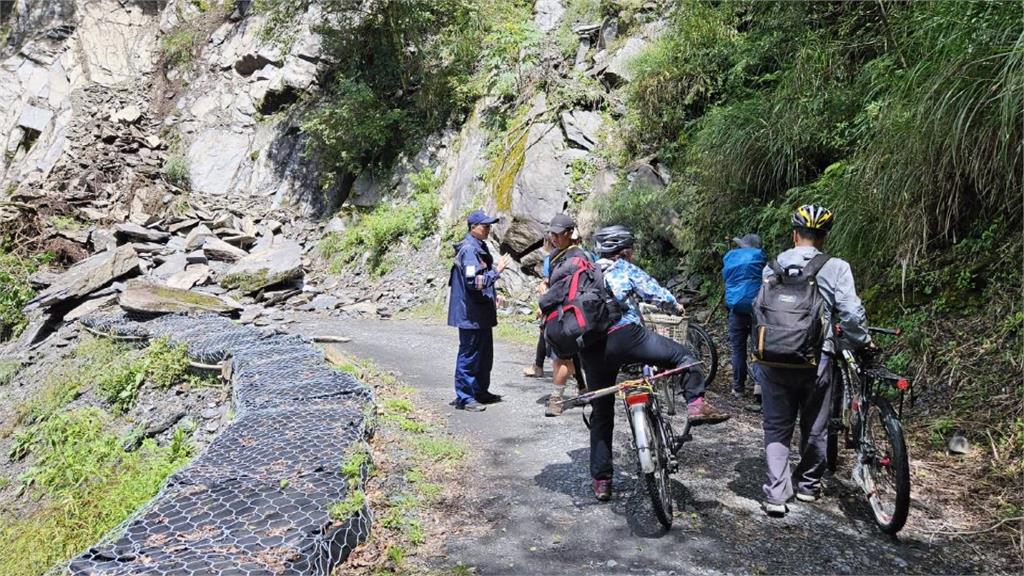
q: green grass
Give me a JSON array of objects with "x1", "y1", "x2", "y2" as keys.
[
  {"x1": 160, "y1": 155, "x2": 190, "y2": 189},
  {"x1": 160, "y1": 26, "x2": 198, "y2": 69},
  {"x1": 0, "y1": 359, "x2": 19, "y2": 386},
  {"x1": 319, "y1": 169, "x2": 443, "y2": 276},
  {"x1": 495, "y1": 320, "x2": 541, "y2": 347},
  {"x1": 49, "y1": 215, "x2": 82, "y2": 232},
  {"x1": 0, "y1": 250, "x2": 50, "y2": 341},
  {"x1": 329, "y1": 489, "x2": 367, "y2": 520},
  {"x1": 97, "y1": 337, "x2": 207, "y2": 415},
  {"x1": 0, "y1": 408, "x2": 193, "y2": 576},
  {"x1": 410, "y1": 437, "x2": 467, "y2": 463}
]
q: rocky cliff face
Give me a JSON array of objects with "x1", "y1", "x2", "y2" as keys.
[
  {"x1": 0, "y1": 0, "x2": 332, "y2": 221},
  {"x1": 0, "y1": 0, "x2": 680, "y2": 332}
]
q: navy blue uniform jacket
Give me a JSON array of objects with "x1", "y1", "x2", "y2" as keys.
[{"x1": 447, "y1": 233, "x2": 500, "y2": 329}]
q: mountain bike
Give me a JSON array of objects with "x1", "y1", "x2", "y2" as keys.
[
  {"x1": 827, "y1": 326, "x2": 912, "y2": 534},
  {"x1": 636, "y1": 303, "x2": 718, "y2": 415},
  {"x1": 559, "y1": 364, "x2": 695, "y2": 528}
]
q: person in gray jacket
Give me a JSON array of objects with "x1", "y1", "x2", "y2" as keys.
[{"x1": 759, "y1": 204, "x2": 871, "y2": 516}]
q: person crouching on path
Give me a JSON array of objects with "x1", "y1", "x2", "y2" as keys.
[
  {"x1": 580, "y1": 225, "x2": 729, "y2": 501},
  {"x1": 447, "y1": 209, "x2": 510, "y2": 412},
  {"x1": 722, "y1": 233, "x2": 767, "y2": 409}
]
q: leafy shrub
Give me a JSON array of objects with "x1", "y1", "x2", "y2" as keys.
[
  {"x1": 161, "y1": 155, "x2": 190, "y2": 189},
  {"x1": 319, "y1": 169, "x2": 443, "y2": 276},
  {"x1": 160, "y1": 27, "x2": 198, "y2": 69},
  {"x1": 0, "y1": 250, "x2": 50, "y2": 341},
  {"x1": 96, "y1": 337, "x2": 204, "y2": 415}
]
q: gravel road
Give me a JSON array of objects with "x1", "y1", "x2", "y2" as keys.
[{"x1": 290, "y1": 315, "x2": 995, "y2": 576}]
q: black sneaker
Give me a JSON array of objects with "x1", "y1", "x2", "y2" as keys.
[
  {"x1": 476, "y1": 392, "x2": 503, "y2": 404},
  {"x1": 456, "y1": 400, "x2": 486, "y2": 412}
]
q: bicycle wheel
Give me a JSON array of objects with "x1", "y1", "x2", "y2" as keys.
[
  {"x1": 860, "y1": 397, "x2": 910, "y2": 534},
  {"x1": 640, "y1": 406, "x2": 673, "y2": 528},
  {"x1": 687, "y1": 323, "x2": 718, "y2": 387}
]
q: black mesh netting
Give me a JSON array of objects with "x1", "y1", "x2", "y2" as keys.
[{"x1": 64, "y1": 312, "x2": 376, "y2": 576}]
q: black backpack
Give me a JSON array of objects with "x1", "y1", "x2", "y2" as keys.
[
  {"x1": 751, "y1": 253, "x2": 831, "y2": 367},
  {"x1": 539, "y1": 249, "x2": 621, "y2": 354}
]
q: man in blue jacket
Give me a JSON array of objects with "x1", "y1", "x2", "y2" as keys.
[
  {"x1": 448, "y1": 209, "x2": 510, "y2": 412},
  {"x1": 722, "y1": 233, "x2": 767, "y2": 405}
]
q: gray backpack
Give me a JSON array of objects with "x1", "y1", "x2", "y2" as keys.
[{"x1": 751, "y1": 253, "x2": 831, "y2": 367}]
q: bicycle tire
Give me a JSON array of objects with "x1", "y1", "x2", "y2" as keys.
[
  {"x1": 641, "y1": 406, "x2": 674, "y2": 528},
  {"x1": 687, "y1": 323, "x2": 718, "y2": 387},
  {"x1": 861, "y1": 397, "x2": 910, "y2": 534}
]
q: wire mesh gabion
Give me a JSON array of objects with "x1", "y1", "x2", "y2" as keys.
[{"x1": 66, "y1": 312, "x2": 376, "y2": 576}]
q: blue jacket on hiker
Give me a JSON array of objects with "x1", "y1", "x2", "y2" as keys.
[
  {"x1": 723, "y1": 246, "x2": 767, "y2": 314},
  {"x1": 447, "y1": 233, "x2": 500, "y2": 330}
]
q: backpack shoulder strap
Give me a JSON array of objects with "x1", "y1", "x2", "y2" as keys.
[
  {"x1": 802, "y1": 253, "x2": 832, "y2": 278},
  {"x1": 768, "y1": 259, "x2": 784, "y2": 281}
]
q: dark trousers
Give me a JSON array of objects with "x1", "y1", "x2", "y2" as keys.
[
  {"x1": 728, "y1": 309, "x2": 761, "y2": 393},
  {"x1": 759, "y1": 357, "x2": 834, "y2": 503},
  {"x1": 579, "y1": 323, "x2": 704, "y2": 480},
  {"x1": 534, "y1": 329, "x2": 547, "y2": 367},
  {"x1": 454, "y1": 328, "x2": 493, "y2": 405}
]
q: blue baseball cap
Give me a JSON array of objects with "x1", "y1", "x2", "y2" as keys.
[{"x1": 467, "y1": 209, "x2": 500, "y2": 226}]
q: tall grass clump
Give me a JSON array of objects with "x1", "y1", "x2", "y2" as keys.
[{"x1": 0, "y1": 409, "x2": 192, "y2": 576}]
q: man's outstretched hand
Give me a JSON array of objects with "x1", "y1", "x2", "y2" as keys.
[{"x1": 496, "y1": 254, "x2": 511, "y2": 274}]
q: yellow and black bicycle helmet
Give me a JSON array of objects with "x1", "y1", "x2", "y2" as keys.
[{"x1": 791, "y1": 204, "x2": 835, "y2": 232}]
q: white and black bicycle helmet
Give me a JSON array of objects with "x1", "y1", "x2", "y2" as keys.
[{"x1": 594, "y1": 225, "x2": 635, "y2": 256}]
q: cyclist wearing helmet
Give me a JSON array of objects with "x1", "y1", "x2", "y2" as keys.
[
  {"x1": 758, "y1": 204, "x2": 871, "y2": 517},
  {"x1": 577, "y1": 225, "x2": 728, "y2": 502}
]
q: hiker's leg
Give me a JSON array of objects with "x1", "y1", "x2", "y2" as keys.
[
  {"x1": 534, "y1": 330, "x2": 547, "y2": 369},
  {"x1": 477, "y1": 327, "x2": 494, "y2": 394},
  {"x1": 454, "y1": 328, "x2": 481, "y2": 405},
  {"x1": 580, "y1": 337, "x2": 615, "y2": 480},
  {"x1": 761, "y1": 366, "x2": 802, "y2": 504},
  {"x1": 793, "y1": 357, "x2": 834, "y2": 495},
  {"x1": 728, "y1": 309, "x2": 751, "y2": 394}
]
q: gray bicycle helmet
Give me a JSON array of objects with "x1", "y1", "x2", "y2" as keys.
[{"x1": 594, "y1": 225, "x2": 635, "y2": 256}]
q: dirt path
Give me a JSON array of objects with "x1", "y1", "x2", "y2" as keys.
[{"x1": 290, "y1": 315, "x2": 994, "y2": 575}]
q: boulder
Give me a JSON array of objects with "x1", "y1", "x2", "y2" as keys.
[
  {"x1": 64, "y1": 294, "x2": 119, "y2": 323},
  {"x1": 151, "y1": 252, "x2": 188, "y2": 279},
  {"x1": 497, "y1": 122, "x2": 571, "y2": 253},
  {"x1": 202, "y1": 237, "x2": 249, "y2": 261},
  {"x1": 220, "y1": 239, "x2": 303, "y2": 293},
  {"x1": 187, "y1": 129, "x2": 252, "y2": 196},
  {"x1": 560, "y1": 110, "x2": 603, "y2": 151},
  {"x1": 603, "y1": 36, "x2": 648, "y2": 85},
  {"x1": 534, "y1": 0, "x2": 565, "y2": 33},
  {"x1": 184, "y1": 224, "x2": 214, "y2": 251},
  {"x1": 166, "y1": 265, "x2": 211, "y2": 290},
  {"x1": 114, "y1": 222, "x2": 170, "y2": 243},
  {"x1": 119, "y1": 283, "x2": 242, "y2": 315},
  {"x1": 25, "y1": 244, "x2": 140, "y2": 309}
]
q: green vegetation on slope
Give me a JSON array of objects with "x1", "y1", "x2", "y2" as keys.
[
  {"x1": 0, "y1": 335, "x2": 200, "y2": 576},
  {"x1": 319, "y1": 169, "x2": 443, "y2": 276},
  {"x1": 605, "y1": 0, "x2": 1022, "y2": 521},
  {"x1": 0, "y1": 249, "x2": 51, "y2": 341}
]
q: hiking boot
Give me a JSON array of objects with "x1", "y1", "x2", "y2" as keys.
[
  {"x1": 544, "y1": 394, "x2": 563, "y2": 417},
  {"x1": 593, "y1": 479, "x2": 612, "y2": 501},
  {"x1": 522, "y1": 364, "x2": 544, "y2": 378},
  {"x1": 456, "y1": 400, "x2": 486, "y2": 412},
  {"x1": 796, "y1": 490, "x2": 820, "y2": 503},
  {"x1": 687, "y1": 398, "x2": 730, "y2": 425},
  {"x1": 730, "y1": 389, "x2": 744, "y2": 400},
  {"x1": 764, "y1": 501, "x2": 788, "y2": 517},
  {"x1": 476, "y1": 392, "x2": 503, "y2": 404}
]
